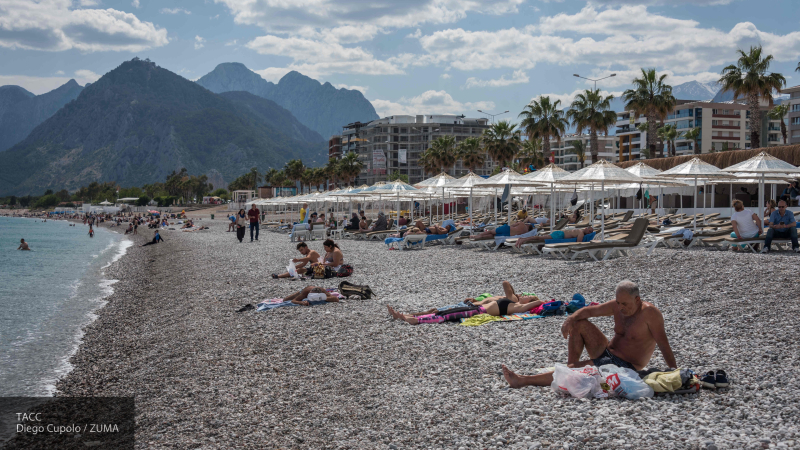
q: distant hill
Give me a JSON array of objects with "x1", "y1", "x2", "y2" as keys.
[
  {"x1": 672, "y1": 81, "x2": 719, "y2": 101},
  {"x1": 197, "y1": 63, "x2": 379, "y2": 138},
  {"x1": 0, "y1": 59, "x2": 326, "y2": 196},
  {"x1": 0, "y1": 80, "x2": 84, "y2": 152},
  {"x1": 0, "y1": 85, "x2": 34, "y2": 118}
]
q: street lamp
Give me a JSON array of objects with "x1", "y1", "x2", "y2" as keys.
[
  {"x1": 573, "y1": 73, "x2": 617, "y2": 90},
  {"x1": 477, "y1": 110, "x2": 509, "y2": 124}
]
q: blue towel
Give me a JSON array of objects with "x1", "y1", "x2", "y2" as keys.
[
  {"x1": 425, "y1": 234, "x2": 448, "y2": 241},
  {"x1": 544, "y1": 231, "x2": 596, "y2": 244}
]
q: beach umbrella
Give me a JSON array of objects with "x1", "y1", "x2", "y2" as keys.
[
  {"x1": 475, "y1": 169, "x2": 541, "y2": 224},
  {"x1": 446, "y1": 172, "x2": 488, "y2": 227},
  {"x1": 558, "y1": 160, "x2": 644, "y2": 241},
  {"x1": 621, "y1": 162, "x2": 689, "y2": 215},
  {"x1": 414, "y1": 172, "x2": 458, "y2": 219},
  {"x1": 722, "y1": 152, "x2": 800, "y2": 228},
  {"x1": 374, "y1": 180, "x2": 419, "y2": 224},
  {"x1": 522, "y1": 164, "x2": 570, "y2": 229},
  {"x1": 657, "y1": 157, "x2": 735, "y2": 230},
  {"x1": 99, "y1": 199, "x2": 112, "y2": 206}
]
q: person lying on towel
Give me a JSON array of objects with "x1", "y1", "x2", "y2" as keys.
[
  {"x1": 514, "y1": 226, "x2": 594, "y2": 248},
  {"x1": 387, "y1": 282, "x2": 544, "y2": 325},
  {"x1": 502, "y1": 280, "x2": 677, "y2": 388},
  {"x1": 469, "y1": 222, "x2": 532, "y2": 240},
  {"x1": 283, "y1": 286, "x2": 340, "y2": 306},
  {"x1": 467, "y1": 281, "x2": 540, "y2": 306}
]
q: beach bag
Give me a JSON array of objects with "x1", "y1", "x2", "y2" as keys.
[
  {"x1": 336, "y1": 264, "x2": 354, "y2": 277},
  {"x1": 312, "y1": 265, "x2": 328, "y2": 279},
  {"x1": 600, "y1": 365, "x2": 654, "y2": 400},
  {"x1": 338, "y1": 281, "x2": 374, "y2": 299}
]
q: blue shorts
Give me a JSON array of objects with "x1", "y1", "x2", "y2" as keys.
[
  {"x1": 495, "y1": 225, "x2": 511, "y2": 236},
  {"x1": 592, "y1": 348, "x2": 636, "y2": 370},
  {"x1": 550, "y1": 230, "x2": 565, "y2": 240}
]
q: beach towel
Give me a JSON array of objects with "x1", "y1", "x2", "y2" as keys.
[
  {"x1": 671, "y1": 228, "x2": 694, "y2": 241},
  {"x1": 544, "y1": 231, "x2": 597, "y2": 245},
  {"x1": 459, "y1": 313, "x2": 544, "y2": 326},
  {"x1": 495, "y1": 228, "x2": 538, "y2": 246}
]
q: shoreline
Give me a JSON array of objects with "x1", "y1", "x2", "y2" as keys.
[{"x1": 34, "y1": 220, "x2": 800, "y2": 449}]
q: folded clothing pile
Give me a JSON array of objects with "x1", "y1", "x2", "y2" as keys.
[{"x1": 638, "y1": 368, "x2": 701, "y2": 395}]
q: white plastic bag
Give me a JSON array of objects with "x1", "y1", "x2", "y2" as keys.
[
  {"x1": 287, "y1": 260, "x2": 299, "y2": 278},
  {"x1": 599, "y1": 365, "x2": 654, "y2": 400},
  {"x1": 550, "y1": 364, "x2": 601, "y2": 398}
]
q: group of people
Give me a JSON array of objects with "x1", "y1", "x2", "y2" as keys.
[
  {"x1": 272, "y1": 239, "x2": 345, "y2": 279},
  {"x1": 387, "y1": 280, "x2": 678, "y2": 390},
  {"x1": 730, "y1": 199, "x2": 798, "y2": 253}
]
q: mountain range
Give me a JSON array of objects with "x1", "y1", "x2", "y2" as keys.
[
  {"x1": 0, "y1": 59, "x2": 326, "y2": 196},
  {"x1": 0, "y1": 80, "x2": 83, "y2": 152},
  {"x1": 196, "y1": 63, "x2": 379, "y2": 139}
]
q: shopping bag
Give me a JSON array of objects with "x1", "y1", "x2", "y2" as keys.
[
  {"x1": 550, "y1": 364, "x2": 602, "y2": 398},
  {"x1": 287, "y1": 260, "x2": 299, "y2": 278},
  {"x1": 600, "y1": 365, "x2": 654, "y2": 400}
]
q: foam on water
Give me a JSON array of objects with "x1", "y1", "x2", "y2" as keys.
[{"x1": 0, "y1": 217, "x2": 131, "y2": 396}]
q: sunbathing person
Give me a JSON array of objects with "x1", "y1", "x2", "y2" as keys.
[
  {"x1": 502, "y1": 280, "x2": 677, "y2": 388},
  {"x1": 470, "y1": 222, "x2": 532, "y2": 240},
  {"x1": 272, "y1": 242, "x2": 321, "y2": 278},
  {"x1": 388, "y1": 294, "x2": 544, "y2": 325},
  {"x1": 398, "y1": 281, "x2": 538, "y2": 316},
  {"x1": 514, "y1": 226, "x2": 594, "y2": 248},
  {"x1": 412, "y1": 220, "x2": 456, "y2": 235},
  {"x1": 283, "y1": 286, "x2": 340, "y2": 306}
]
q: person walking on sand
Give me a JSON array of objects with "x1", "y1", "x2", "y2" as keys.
[
  {"x1": 17, "y1": 239, "x2": 30, "y2": 250},
  {"x1": 502, "y1": 280, "x2": 677, "y2": 388},
  {"x1": 235, "y1": 209, "x2": 247, "y2": 243}
]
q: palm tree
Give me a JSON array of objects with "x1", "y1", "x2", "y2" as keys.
[
  {"x1": 283, "y1": 159, "x2": 305, "y2": 193},
  {"x1": 570, "y1": 140, "x2": 587, "y2": 168},
  {"x1": 768, "y1": 103, "x2": 789, "y2": 145},
  {"x1": 300, "y1": 168, "x2": 315, "y2": 194},
  {"x1": 518, "y1": 96, "x2": 568, "y2": 157},
  {"x1": 427, "y1": 135, "x2": 457, "y2": 174},
  {"x1": 263, "y1": 168, "x2": 280, "y2": 186},
  {"x1": 457, "y1": 137, "x2": 485, "y2": 173},
  {"x1": 567, "y1": 89, "x2": 618, "y2": 164},
  {"x1": 338, "y1": 152, "x2": 363, "y2": 186},
  {"x1": 248, "y1": 167, "x2": 261, "y2": 192},
  {"x1": 634, "y1": 121, "x2": 650, "y2": 159},
  {"x1": 622, "y1": 69, "x2": 676, "y2": 158},
  {"x1": 517, "y1": 139, "x2": 543, "y2": 169},
  {"x1": 418, "y1": 149, "x2": 440, "y2": 177},
  {"x1": 482, "y1": 120, "x2": 522, "y2": 168},
  {"x1": 682, "y1": 127, "x2": 702, "y2": 155},
  {"x1": 664, "y1": 124, "x2": 678, "y2": 157},
  {"x1": 718, "y1": 45, "x2": 786, "y2": 149},
  {"x1": 324, "y1": 159, "x2": 340, "y2": 190}
]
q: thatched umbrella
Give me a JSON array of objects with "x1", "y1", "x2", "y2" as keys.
[{"x1": 722, "y1": 152, "x2": 800, "y2": 227}]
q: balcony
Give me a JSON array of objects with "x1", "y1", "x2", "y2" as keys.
[
  {"x1": 712, "y1": 125, "x2": 740, "y2": 130},
  {"x1": 712, "y1": 113, "x2": 741, "y2": 118}
]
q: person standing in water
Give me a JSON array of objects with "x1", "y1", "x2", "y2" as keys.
[{"x1": 17, "y1": 239, "x2": 30, "y2": 250}]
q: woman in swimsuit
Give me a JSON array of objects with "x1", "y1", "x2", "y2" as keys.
[{"x1": 314, "y1": 239, "x2": 344, "y2": 272}]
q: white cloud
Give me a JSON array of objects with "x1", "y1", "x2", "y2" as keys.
[
  {"x1": 194, "y1": 35, "x2": 205, "y2": 50},
  {"x1": 334, "y1": 84, "x2": 368, "y2": 93},
  {"x1": 253, "y1": 67, "x2": 292, "y2": 83},
  {"x1": 413, "y1": 5, "x2": 800, "y2": 75},
  {"x1": 579, "y1": 69, "x2": 722, "y2": 89},
  {"x1": 131, "y1": 0, "x2": 140, "y2": 8},
  {"x1": 532, "y1": 89, "x2": 624, "y2": 108},
  {"x1": 225, "y1": 39, "x2": 237, "y2": 46},
  {"x1": 440, "y1": 73, "x2": 451, "y2": 79},
  {"x1": 210, "y1": 14, "x2": 219, "y2": 19},
  {"x1": 0, "y1": 69, "x2": 102, "y2": 95},
  {"x1": 78, "y1": 0, "x2": 100, "y2": 5},
  {"x1": 464, "y1": 70, "x2": 529, "y2": 88},
  {"x1": 55, "y1": 70, "x2": 65, "y2": 75},
  {"x1": 0, "y1": 0, "x2": 168, "y2": 52},
  {"x1": 592, "y1": 0, "x2": 736, "y2": 5},
  {"x1": 371, "y1": 90, "x2": 494, "y2": 117},
  {"x1": 407, "y1": 29, "x2": 422, "y2": 39},
  {"x1": 161, "y1": 7, "x2": 191, "y2": 15}
]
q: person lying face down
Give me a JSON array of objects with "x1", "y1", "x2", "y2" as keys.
[
  {"x1": 283, "y1": 286, "x2": 340, "y2": 306},
  {"x1": 470, "y1": 222, "x2": 533, "y2": 240},
  {"x1": 502, "y1": 280, "x2": 677, "y2": 389},
  {"x1": 386, "y1": 281, "x2": 544, "y2": 325},
  {"x1": 514, "y1": 226, "x2": 595, "y2": 248}
]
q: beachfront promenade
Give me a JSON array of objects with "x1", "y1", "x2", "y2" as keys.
[{"x1": 52, "y1": 219, "x2": 798, "y2": 449}]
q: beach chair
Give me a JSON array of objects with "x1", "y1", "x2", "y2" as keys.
[
  {"x1": 385, "y1": 233, "x2": 426, "y2": 250},
  {"x1": 528, "y1": 231, "x2": 602, "y2": 257},
  {"x1": 309, "y1": 223, "x2": 326, "y2": 241},
  {"x1": 564, "y1": 218, "x2": 649, "y2": 261}
]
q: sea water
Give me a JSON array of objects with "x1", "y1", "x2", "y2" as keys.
[{"x1": 0, "y1": 217, "x2": 132, "y2": 396}]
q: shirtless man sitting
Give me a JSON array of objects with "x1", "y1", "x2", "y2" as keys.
[
  {"x1": 514, "y1": 226, "x2": 594, "y2": 248},
  {"x1": 272, "y1": 242, "x2": 321, "y2": 278},
  {"x1": 470, "y1": 222, "x2": 532, "y2": 240},
  {"x1": 17, "y1": 239, "x2": 30, "y2": 250},
  {"x1": 387, "y1": 281, "x2": 544, "y2": 325},
  {"x1": 502, "y1": 280, "x2": 677, "y2": 388}
]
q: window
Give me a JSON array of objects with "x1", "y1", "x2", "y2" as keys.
[
  {"x1": 792, "y1": 104, "x2": 800, "y2": 112},
  {"x1": 793, "y1": 117, "x2": 800, "y2": 125}
]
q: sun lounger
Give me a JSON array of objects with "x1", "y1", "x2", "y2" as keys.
[
  {"x1": 385, "y1": 233, "x2": 426, "y2": 250},
  {"x1": 519, "y1": 231, "x2": 598, "y2": 256},
  {"x1": 552, "y1": 218, "x2": 649, "y2": 261}
]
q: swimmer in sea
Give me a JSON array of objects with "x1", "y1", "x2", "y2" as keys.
[
  {"x1": 17, "y1": 239, "x2": 30, "y2": 250},
  {"x1": 88, "y1": 229, "x2": 94, "y2": 238}
]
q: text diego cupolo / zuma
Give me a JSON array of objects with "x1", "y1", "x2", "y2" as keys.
[{"x1": 16, "y1": 414, "x2": 119, "y2": 434}]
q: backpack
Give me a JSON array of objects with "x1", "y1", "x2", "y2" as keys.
[
  {"x1": 338, "y1": 281, "x2": 375, "y2": 299},
  {"x1": 336, "y1": 264, "x2": 354, "y2": 277}
]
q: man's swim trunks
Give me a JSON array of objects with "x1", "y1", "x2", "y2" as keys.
[{"x1": 592, "y1": 348, "x2": 636, "y2": 370}]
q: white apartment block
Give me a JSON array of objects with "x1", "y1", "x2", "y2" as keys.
[
  {"x1": 336, "y1": 115, "x2": 493, "y2": 185},
  {"x1": 615, "y1": 100, "x2": 783, "y2": 161},
  {"x1": 786, "y1": 85, "x2": 800, "y2": 145},
  {"x1": 550, "y1": 134, "x2": 617, "y2": 172}
]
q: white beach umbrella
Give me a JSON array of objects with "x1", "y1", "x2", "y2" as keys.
[
  {"x1": 558, "y1": 160, "x2": 644, "y2": 241},
  {"x1": 620, "y1": 162, "x2": 689, "y2": 214},
  {"x1": 475, "y1": 169, "x2": 542, "y2": 224},
  {"x1": 414, "y1": 172, "x2": 459, "y2": 219},
  {"x1": 522, "y1": 164, "x2": 571, "y2": 228},
  {"x1": 656, "y1": 157, "x2": 735, "y2": 230},
  {"x1": 722, "y1": 152, "x2": 800, "y2": 227},
  {"x1": 445, "y1": 172, "x2": 488, "y2": 226}
]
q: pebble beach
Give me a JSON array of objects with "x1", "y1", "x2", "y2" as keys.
[{"x1": 51, "y1": 218, "x2": 799, "y2": 450}]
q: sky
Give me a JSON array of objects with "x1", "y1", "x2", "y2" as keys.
[{"x1": 1, "y1": 0, "x2": 800, "y2": 120}]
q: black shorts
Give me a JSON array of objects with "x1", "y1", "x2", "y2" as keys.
[{"x1": 592, "y1": 348, "x2": 636, "y2": 370}]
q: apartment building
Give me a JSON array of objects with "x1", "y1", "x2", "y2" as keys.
[
  {"x1": 786, "y1": 85, "x2": 800, "y2": 145},
  {"x1": 615, "y1": 99, "x2": 783, "y2": 161},
  {"x1": 550, "y1": 134, "x2": 617, "y2": 171},
  {"x1": 333, "y1": 115, "x2": 493, "y2": 185}
]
